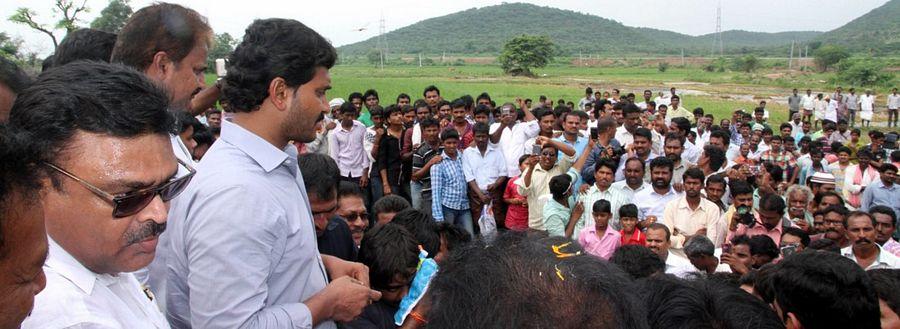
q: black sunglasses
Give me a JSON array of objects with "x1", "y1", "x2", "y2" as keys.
[{"x1": 45, "y1": 159, "x2": 196, "y2": 218}]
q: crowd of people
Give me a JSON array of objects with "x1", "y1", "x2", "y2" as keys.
[{"x1": 1, "y1": 2, "x2": 900, "y2": 329}]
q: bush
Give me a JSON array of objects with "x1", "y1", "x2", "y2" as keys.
[
  {"x1": 658, "y1": 62, "x2": 669, "y2": 72},
  {"x1": 498, "y1": 35, "x2": 555, "y2": 77},
  {"x1": 813, "y1": 44, "x2": 850, "y2": 72},
  {"x1": 836, "y1": 59, "x2": 894, "y2": 87},
  {"x1": 732, "y1": 55, "x2": 760, "y2": 73}
]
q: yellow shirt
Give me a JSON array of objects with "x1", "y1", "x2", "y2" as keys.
[
  {"x1": 663, "y1": 196, "x2": 726, "y2": 248},
  {"x1": 516, "y1": 155, "x2": 575, "y2": 230}
]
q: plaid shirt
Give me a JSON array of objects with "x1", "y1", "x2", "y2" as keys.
[
  {"x1": 759, "y1": 149, "x2": 796, "y2": 171},
  {"x1": 431, "y1": 151, "x2": 469, "y2": 220}
]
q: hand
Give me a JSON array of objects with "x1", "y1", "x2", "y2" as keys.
[
  {"x1": 720, "y1": 253, "x2": 749, "y2": 275},
  {"x1": 427, "y1": 156, "x2": 443, "y2": 166},
  {"x1": 325, "y1": 121, "x2": 337, "y2": 131},
  {"x1": 321, "y1": 276, "x2": 382, "y2": 322},
  {"x1": 486, "y1": 183, "x2": 497, "y2": 193},
  {"x1": 673, "y1": 182, "x2": 684, "y2": 193},
  {"x1": 412, "y1": 143, "x2": 420, "y2": 151},
  {"x1": 480, "y1": 193, "x2": 491, "y2": 204},
  {"x1": 525, "y1": 155, "x2": 541, "y2": 166},
  {"x1": 375, "y1": 127, "x2": 385, "y2": 137},
  {"x1": 645, "y1": 215, "x2": 657, "y2": 225},
  {"x1": 324, "y1": 257, "x2": 371, "y2": 286},
  {"x1": 794, "y1": 218, "x2": 810, "y2": 232},
  {"x1": 383, "y1": 185, "x2": 393, "y2": 196},
  {"x1": 695, "y1": 227, "x2": 707, "y2": 237},
  {"x1": 536, "y1": 136, "x2": 551, "y2": 146},
  {"x1": 572, "y1": 202, "x2": 585, "y2": 218},
  {"x1": 501, "y1": 113, "x2": 515, "y2": 125},
  {"x1": 578, "y1": 183, "x2": 591, "y2": 194},
  {"x1": 359, "y1": 175, "x2": 369, "y2": 188},
  {"x1": 729, "y1": 213, "x2": 741, "y2": 231}
]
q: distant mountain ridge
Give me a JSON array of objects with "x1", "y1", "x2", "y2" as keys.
[{"x1": 337, "y1": 1, "x2": 895, "y2": 56}]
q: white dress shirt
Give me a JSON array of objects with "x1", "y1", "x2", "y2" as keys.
[
  {"x1": 24, "y1": 239, "x2": 169, "y2": 329},
  {"x1": 633, "y1": 186, "x2": 683, "y2": 220},
  {"x1": 462, "y1": 145, "x2": 507, "y2": 192},
  {"x1": 329, "y1": 120, "x2": 370, "y2": 178},
  {"x1": 841, "y1": 245, "x2": 900, "y2": 270}
]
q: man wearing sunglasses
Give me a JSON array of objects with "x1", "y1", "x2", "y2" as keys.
[
  {"x1": 164, "y1": 19, "x2": 378, "y2": 329},
  {"x1": 10, "y1": 62, "x2": 184, "y2": 328}
]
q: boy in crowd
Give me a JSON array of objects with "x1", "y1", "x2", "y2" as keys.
[
  {"x1": 578, "y1": 200, "x2": 621, "y2": 260},
  {"x1": 619, "y1": 204, "x2": 646, "y2": 246}
]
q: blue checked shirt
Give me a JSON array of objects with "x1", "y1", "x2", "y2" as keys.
[{"x1": 431, "y1": 151, "x2": 469, "y2": 220}]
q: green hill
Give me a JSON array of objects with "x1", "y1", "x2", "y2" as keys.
[
  {"x1": 813, "y1": 0, "x2": 900, "y2": 54},
  {"x1": 338, "y1": 2, "x2": 826, "y2": 56}
]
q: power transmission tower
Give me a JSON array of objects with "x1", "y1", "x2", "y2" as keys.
[
  {"x1": 376, "y1": 14, "x2": 387, "y2": 70},
  {"x1": 712, "y1": 0, "x2": 723, "y2": 56}
]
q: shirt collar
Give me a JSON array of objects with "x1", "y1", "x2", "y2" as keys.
[
  {"x1": 220, "y1": 120, "x2": 294, "y2": 173},
  {"x1": 441, "y1": 150, "x2": 459, "y2": 160},
  {"x1": 677, "y1": 196, "x2": 710, "y2": 211},
  {"x1": 44, "y1": 238, "x2": 100, "y2": 295},
  {"x1": 842, "y1": 244, "x2": 893, "y2": 266}
]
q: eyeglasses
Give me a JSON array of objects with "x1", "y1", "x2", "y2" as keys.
[
  {"x1": 45, "y1": 159, "x2": 196, "y2": 218},
  {"x1": 342, "y1": 212, "x2": 369, "y2": 221}
]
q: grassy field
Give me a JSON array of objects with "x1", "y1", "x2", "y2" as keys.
[{"x1": 207, "y1": 63, "x2": 898, "y2": 129}]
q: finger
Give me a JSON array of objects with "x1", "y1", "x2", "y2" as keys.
[
  {"x1": 355, "y1": 267, "x2": 370, "y2": 287},
  {"x1": 369, "y1": 289, "x2": 383, "y2": 301}
]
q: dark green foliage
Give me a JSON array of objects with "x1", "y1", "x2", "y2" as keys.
[{"x1": 498, "y1": 35, "x2": 553, "y2": 76}]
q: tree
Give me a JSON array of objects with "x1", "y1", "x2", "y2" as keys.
[
  {"x1": 207, "y1": 32, "x2": 236, "y2": 73},
  {"x1": 90, "y1": 0, "x2": 132, "y2": 33},
  {"x1": 813, "y1": 44, "x2": 850, "y2": 72},
  {"x1": 8, "y1": 0, "x2": 89, "y2": 50},
  {"x1": 366, "y1": 48, "x2": 381, "y2": 66},
  {"x1": 836, "y1": 59, "x2": 894, "y2": 87},
  {"x1": 732, "y1": 55, "x2": 760, "y2": 73},
  {"x1": 498, "y1": 35, "x2": 554, "y2": 77},
  {"x1": 0, "y1": 32, "x2": 23, "y2": 60}
]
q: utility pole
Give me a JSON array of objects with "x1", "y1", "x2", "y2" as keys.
[
  {"x1": 419, "y1": 53, "x2": 422, "y2": 67},
  {"x1": 713, "y1": 0, "x2": 723, "y2": 56},
  {"x1": 681, "y1": 48, "x2": 685, "y2": 67},
  {"x1": 789, "y1": 40, "x2": 794, "y2": 70},
  {"x1": 377, "y1": 14, "x2": 386, "y2": 70}
]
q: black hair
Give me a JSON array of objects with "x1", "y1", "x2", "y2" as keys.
[
  {"x1": 174, "y1": 110, "x2": 199, "y2": 134},
  {"x1": 192, "y1": 128, "x2": 215, "y2": 148},
  {"x1": 594, "y1": 157, "x2": 618, "y2": 174},
  {"x1": 814, "y1": 191, "x2": 845, "y2": 208},
  {"x1": 473, "y1": 122, "x2": 489, "y2": 135},
  {"x1": 368, "y1": 105, "x2": 383, "y2": 117},
  {"x1": 633, "y1": 127, "x2": 652, "y2": 143},
  {"x1": 684, "y1": 235, "x2": 715, "y2": 257},
  {"x1": 440, "y1": 128, "x2": 459, "y2": 142},
  {"x1": 337, "y1": 180, "x2": 364, "y2": 201},
  {"x1": 476, "y1": 92, "x2": 491, "y2": 103},
  {"x1": 570, "y1": 110, "x2": 589, "y2": 121},
  {"x1": 867, "y1": 269, "x2": 900, "y2": 315},
  {"x1": 53, "y1": 28, "x2": 117, "y2": 68},
  {"x1": 357, "y1": 222, "x2": 419, "y2": 290},
  {"x1": 619, "y1": 204, "x2": 638, "y2": 219},
  {"x1": 624, "y1": 157, "x2": 646, "y2": 174},
  {"x1": 449, "y1": 98, "x2": 466, "y2": 110},
  {"x1": 396, "y1": 93, "x2": 410, "y2": 103},
  {"x1": 821, "y1": 205, "x2": 850, "y2": 226},
  {"x1": 610, "y1": 245, "x2": 664, "y2": 279},
  {"x1": 748, "y1": 235, "x2": 779, "y2": 260},
  {"x1": 0, "y1": 125, "x2": 45, "y2": 253},
  {"x1": 383, "y1": 104, "x2": 400, "y2": 119},
  {"x1": 363, "y1": 89, "x2": 379, "y2": 100},
  {"x1": 758, "y1": 192, "x2": 786, "y2": 215},
  {"x1": 807, "y1": 238, "x2": 840, "y2": 253},
  {"x1": 419, "y1": 117, "x2": 439, "y2": 129},
  {"x1": 337, "y1": 101, "x2": 357, "y2": 116},
  {"x1": 647, "y1": 223, "x2": 671, "y2": 242},
  {"x1": 729, "y1": 180, "x2": 753, "y2": 198},
  {"x1": 222, "y1": 18, "x2": 336, "y2": 112},
  {"x1": 706, "y1": 174, "x2": 726, "y2": 188},
  {"x1": 730, "y1": 234, "x2": 750, "y2": 247},
  {"x1": 870, "y1": 205, "x2": 897, "y2": 225},
  {"x1": 622, "y1": 103, "x2": 641, "y2": 117},
  {"x1": 682, "y1": 167, "x2": 705, "y2": 183},
  {"x1": 373, "y1": 195, "x2": 410, "y2": 216},
  {"x1": 709, "y1": 130, "x2": 730, "y2": 148},
  {"x1": 664, "y1": 132, "x2": 684, "y2": 146},
  {"x1": 348, "y1": 92, "x2": 363, "y2": 102},
  {"x1": 671, "y1": 117, "x2": 691, "y2": 133},
  {"x1": 881, "y1": 163, "x2": 898, "y2": 174},
  {"x1": 390, "y1": 209, "x2": 440, "y2": 258},
  {"x1": 782, "y1": 227, "x2": 810, "y2": 247},
  {"x1": 549, "y1": 173, "x2": 573, "y2": 199},
  {"x1": 648, "y1": 156, "x2": 674, "y2": 173},
  {"x1": 771, "y1": 251, "x2": 880, "y2": 329},
  {"x1": 8, "y1": 61, "x2": 172, "y2": 172},
  {"x1": 592, "y1": 199, "x2": 611, "y2": 214},
  {"x1": 427, "y1": 234, "x2": 648, "y2": 329},
  {"x1": 111, "y1": 3, "x2": 212, "y2": 70},
  {"x1": 434, "y1": 221, "x2": 472, "y2": 254},
  {"x1": 703, "y1": 145, "x2": 726, "y2": 171},
  {"x1": 423, "y1": 85, "x2": 440, "y2": 97},
  {"x1": 297, "y1": 153, "x2": 339, "y2": 201},
  {"x1": 0, "y1": 56, "x2": 31, "y2": 96}
]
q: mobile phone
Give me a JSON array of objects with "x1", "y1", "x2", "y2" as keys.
[
  {"x1": 501, "y1": 105, "x2": 512, "y2": 116},
  {"x1": 590, "y1": 127, "x2": 599, "y2": 140},
  {"x1": 781, "y1": 244, "x2": 798, "y2": 258},
  {"x1": 722, "y1": 243, "x2": 732, "y2": 254},
  {"x1": 532, "y1": 144, "x2": 542, "y2": 155},
  {"x1": 215, "y1": 58, "x2": 227, "y2": 77}
]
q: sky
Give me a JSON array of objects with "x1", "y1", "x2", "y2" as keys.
[{"x1": 1, "y1": 0, "x2": 890, "y2": 56}]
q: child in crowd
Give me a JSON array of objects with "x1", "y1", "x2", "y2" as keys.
[
  {"x1": 346, "y1": 223, "x2": 420, "y2": 329},
  {"x1": 618, "y1": 204, "x2": 646, "y2": 246},
  {"x1": 503, "y1": 155, "x2": 531, "y2": 231},
  {"x1": 578, "y1": 200, "x2": 621, "y2": 260}
]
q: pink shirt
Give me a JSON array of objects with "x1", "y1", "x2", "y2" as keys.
[
  {"x1": 883, "y1": 239, "x2": 900, "y2": 258},
  {"x1": 578, "y1": 226, "x2": 621, "y2": 260},
  {"x1": 726, "y1": 215, "x2": 794, "y2": 246}
]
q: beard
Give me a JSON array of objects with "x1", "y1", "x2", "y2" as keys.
[
  {"x1": 283, "y1": 97, "x2": 318, "y2": 143},
  {"x1": 653, "y1": 178, "x2": 670, "y2": 190},
  {"x1": 666, "y1": 153, "x2": 681, "y2": 163}
]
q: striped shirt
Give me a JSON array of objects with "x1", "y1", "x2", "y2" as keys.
[
  {"x1": 431, "y1": 151, "x2": 469, "y2": 220},
  {"x1": 580, "y1": 184, "x2": 631, "y2": 230}
]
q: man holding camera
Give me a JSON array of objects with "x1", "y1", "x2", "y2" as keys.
[{"x1": 727, "y1": 192, "x2": 794, "y2": 246}]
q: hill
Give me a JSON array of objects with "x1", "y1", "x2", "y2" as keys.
[
  {"x1": 813, "y1": 0, "x2": 900, "y2": 54},
  {"x1": 338, "y1": 2, "x2": 825, "y2": 56}
]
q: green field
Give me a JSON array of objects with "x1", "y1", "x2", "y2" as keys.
[{"x1": 207, "y1": 64, "x2": 898, "y2": 129}]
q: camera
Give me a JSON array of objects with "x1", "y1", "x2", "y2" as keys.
[{"x1": 736, "y1": 205, "x2": 756, "y2": 227}]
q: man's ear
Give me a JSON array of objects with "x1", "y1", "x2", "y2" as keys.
[
  {"x1": 147, "y1": 51, "x2": 173, "y2": 80},
  {"x1": 267, "y1": 77, "x2": 289, "y2": 111}
]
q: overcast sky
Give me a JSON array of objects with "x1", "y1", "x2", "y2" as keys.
[{"x1": 1, "y1": 0, "x2": 889, "y2": 56}]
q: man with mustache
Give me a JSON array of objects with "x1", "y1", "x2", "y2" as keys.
[
  {"x1": 870, "y1": 206, "x2": 900, "y2": 257},
  {"x1": 11, "y1": 62, "x2": 187, "y2": 328},
  {"x1": 842, "y1": 211, "x2": 900, "y2": 269},
  {"x1": 633, "y1": 157, "x2": 681, "y2": 227},
  {"x1": 336, "y1": 182, "x2": 369, "y2": 249},
  {"x1": 821, "y1": 205, "x2": 851, "y2": 248}
]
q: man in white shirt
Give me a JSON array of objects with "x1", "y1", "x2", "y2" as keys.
[
  {"x1": 888, "y1": 88, "x2": 900, "y2": 128},
  {"x1": 634, "y1": 157, "x2": 683, "y2": 225},
  {"x1": 636, "y1": 89, "x2": 653, "y2": 110},
  {"x1": 646, "y1": 224, "x2": 693, "y2": 277},
  {"x1": 494, "y1": 102, "x2": 539, "y2": 176},
  {"x1": 578, "y1": 87, "x2": 594, "y2": 111},
  {"x1": 463, "y1": 123, "x2": 508, "y2": 224},
  {"x1": 842, "y1": 212, "x2": 900, "y2": 269},
  {"x1": 329, "y1": 104, "x2": 370, "y2": 186},
  {"x1": 654, "y1": 91, "x2": 671, "y2": 107},
  {"x1": 16, "y1": 62, "x2": 181, "y2": 328},
  {"x1": 859, "y1": 89, "x2": 876, "y2": 127},
  {"x1": 801, "y1": 89, "x2": 815, "y2": 123}
]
